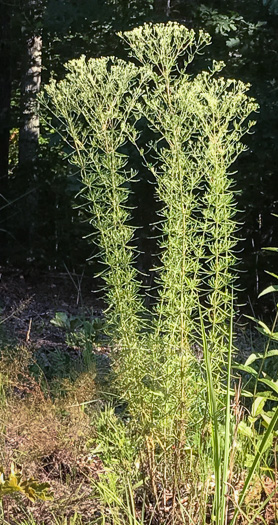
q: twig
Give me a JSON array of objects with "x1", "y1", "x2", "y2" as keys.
[{"x1": 26, "y1": 318, "x2": 32, "y2": 342}]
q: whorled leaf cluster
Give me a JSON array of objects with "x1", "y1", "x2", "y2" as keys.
[{"x1": 40, "y1": 22, "x2": 258, "y2": 494}]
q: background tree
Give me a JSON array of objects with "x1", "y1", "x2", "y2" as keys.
[
  {"x1": 0, "y1": 1, "x2": 12, "y2": 259},
  {"x1": 17, "y1": 0, "x2": 45, "y2": 254},
  {"x1": 1, "y1": 0, "x2": 278, "y2": 314},
  {"x1": 19, "y1": 0, "x2": 44, "y2": 167}
]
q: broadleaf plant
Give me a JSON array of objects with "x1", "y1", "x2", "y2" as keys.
[{"x1": 0, "y1": 463, "x2": 53, "y2": 502}]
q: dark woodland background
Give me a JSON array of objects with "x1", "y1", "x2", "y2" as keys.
[{"x1": 1, "y1": 0, "x2": 278, "y2": 314}]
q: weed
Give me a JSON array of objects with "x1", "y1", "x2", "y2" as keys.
[
  {"x1": 0, "y1": 463, "x2": 53, "y2": 502},
  {"x1": 38, "y1": 21, "x2": 278, "y2": 525},
  {"x1": 50, "y1": 310, "x2": 105, "y2": 372}
]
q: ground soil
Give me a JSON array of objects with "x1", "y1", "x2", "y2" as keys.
[{"x1": 0, "y1": 265, "x2": 104, "y2": 347}]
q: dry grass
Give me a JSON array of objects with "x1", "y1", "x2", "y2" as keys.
[{"x1": 0, "y1": 343, "x2": 103, "y2": 524}]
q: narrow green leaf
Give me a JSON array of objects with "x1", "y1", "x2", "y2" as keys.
[
  {"x1": 265, "y1": 349, "x2": 278, "y2": 357},
  {"x1": 231, "y1": 406, "x2": 278, "y2": 525},
  {"x1": 259, "y1": 285, "x2": 278, "y2": 297},
  {"x1": 220, "y1": 296, "x2": 233, "y2": 525},
  {"x1": 233, "y1": 364, "x2": 258, "y2": 376},
  {"x1": 243, "y1": 350, "x2": 278, "y2": 366},
  {"x1": 199, "y1": 303, "x2": 221, "y2": 523},
  {"x1": 256, "y1": 326, "x2": 273, "y2": 337},
  {"x1": 259, "y1": 378, "x2": 278, "y2": 395},
  {"x1": 257, "y1": 320, "x2": 272, "y2": 334},
  {"x1": 245, "y1": 353, "x2": 263, "y2": 366},
  {"x1": 265, "y1": 271, "x2": 278, "y2": 280},
  {"x1": 240, "y1": 390, "x2": 255, "y2": 398}
]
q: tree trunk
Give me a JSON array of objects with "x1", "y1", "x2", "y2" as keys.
[
  {"x1": 18, "y1": 0, "x2": 44, "y2": 257},
  {"x1": 19, "y1": 32, "x2": 42, "y2": 166},
  {"x1": 154, "y1": 0, "x2": 171, "y2": 17},
  {"x1": 0, "y1": 4, "x2": 12, "y2": 261}
]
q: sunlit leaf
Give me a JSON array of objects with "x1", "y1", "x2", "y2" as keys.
[
  {"x1": 233, "y1": 363, "x2": 258, "y2": 376},
  {"x1": 251, "y1": 396, "x2": 266, "y2": 417},
  {"x1": 259, "y1": 378, "x2": 278, "y2": 395},
  {"x1": 259, "y1": 284, "x2": 278, "y2": 297}
]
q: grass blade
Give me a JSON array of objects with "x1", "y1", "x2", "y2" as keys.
[
  {"x1": 199, "y1": 305, "x2": 221, "y2": 524},
  {"x1": 220, "y1": 294, "x2": 233, "y2": 525},
  {"x1": 230, "y1": 404, "x2": 278, "y2": 525}
]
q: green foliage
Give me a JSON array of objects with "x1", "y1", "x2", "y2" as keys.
[
  {"x1": 94, "y1": 472, "x2": 145, "y2": 525},
  {"x1": 238, "y1": 394, "x2": 278, "y2": 462},
  {"x1": 201, "y1": 296, "x2": 278, "y2": 525},
  {"x1": 49, "y1": 311, "x2": 105, "y2": 374},
  {"x1": 41, "y1": 21, "x2": 258, "y2": 518},
  {"x1": 92, "y1": 406, "x2": 140, "y2": 471},
  {"x1": 43, "y1": 55, "x2": 145, "y2": 348},
  {"x1": 88, "y1": 406, "x2": 144, "y2": 524},
  {"x1": 198, "y1": 4, "x2": 244, "y2": 36},
  {"x1": 199, "y1": 299, "x2": 234, "y2": 525},
  {"x1": 229, "y1": 254, "x2": 278, "y2": 523},
  {"x1": 50, "y1": 311, "x2": 105, "y2": 346},
  {"x1": 235, "y1": 259, "x2": 278, "y2": 401},
  {"x1": 231, "y1": 404, "x2": 278, "y2": 525},
  {"x1": 121, "y1": 22, "x2": 257, "y2": 373},
  {"x1": 0, "y1": 463, "x2": 53, "y2": 502},
  {"x1": 50, "y1": 311, "x2": 78, "y2": 330}
]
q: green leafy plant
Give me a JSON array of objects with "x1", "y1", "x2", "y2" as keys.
[
  {"x1": 200, "y1": 297, "x2": 278, "y2": 525},
  {"x1": 50, "y1": 311, "x2": 105, "y2": 343},
  {"x1": 41, "y1": 22, "x2": 258, "y2": 521},
  {"x1": 228, "y1": 254, "x2": 278, "y2": 523},
  {"x1": 50, "y1": 310, "x2": 105, "y2": 371},
  {"x1": 234, "y1": 253, "x2": 278, "y2": 418},
  {"x1": 94, "y1": 472, "x2": 146, "y2": 525},
  {"x1": 50, "y1": 311, "x2": 78, "y2": 331},
  {"x1": 238, "y1": 394, "x2": 278, "y2": 466},
  {"x1": 0, "y1": 463, "x2": 53, "y2": 502},
  {"x1": 198, "y1": 4, "x2": 243, "y2": 36},
  {"x1": 90, "y1": 405, "x2": 140, "y2": 473},
  {"x1": 88, "y1": 406, "x2": 145, "y2": 524}
]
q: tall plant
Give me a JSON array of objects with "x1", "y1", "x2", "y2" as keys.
[
  {"x1": 121, "y1": 22, "x2": 257, "y2": 363},
  {"x1": 119, "y1": 23, "x2": 257, "y2": 495},
  {"x1": 42, "y1": 55, "x2": 145, "y2": 359},
  {"x1": 41, "y1": 22, "x2": 258, "y2": 512}
]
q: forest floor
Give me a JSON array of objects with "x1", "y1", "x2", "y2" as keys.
[
  {"x1": 0, "y1": 266, "x2": 108, "y2": 524},
  {"x1": 0, "y1": 267, "x2": 277, "y2": 525},
  {"x1": 0, "y1": 266, "x2": 104, "y2": 347}
]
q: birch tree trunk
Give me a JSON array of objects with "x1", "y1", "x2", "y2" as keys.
[
  {"x1": 19, "y1": 19, "x2": 42, "y2": 166},
  {"x1": 18, "y1": 0, "x2": 44, "y2": 257}
]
